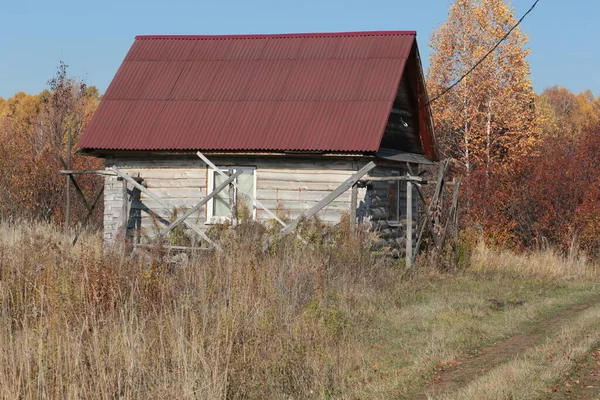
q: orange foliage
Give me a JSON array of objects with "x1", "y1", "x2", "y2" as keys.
[
  {"x1": 0, "y1": 63, "x2": 102, "y2": 226},
  {"x1": 467, "y1": 125, "x2": 600, "y2": 256}
]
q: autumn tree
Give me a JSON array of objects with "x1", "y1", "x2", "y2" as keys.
[
  {"x1": 537, "y1": 86, "x2": 600, "y2": 140},
  {"x1": 0, "y1": 63, "x2": 102, "y2": 224},
  {"x1": 427, "y1": 0, "x2": 537, "y2": 178}
]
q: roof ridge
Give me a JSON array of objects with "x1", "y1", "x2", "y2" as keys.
[{"x1": 135, "y1": 30, "x2": 417, "y2": 40}]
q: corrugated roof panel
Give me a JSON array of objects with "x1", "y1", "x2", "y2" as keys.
[
  {"x1": 278, "y1": 59, "x2": 325, "y2": 101},
  {"x1": 261, "y1": 37, "x2": 304, "y2": 59},
  {"x1": 190, "y1": 38, "x2": 234, "y2": 60},
  {"x1": 118, "y1": 101, "x2": 165, "y2": 146},
  {"x1": 334, "y1": 35, "x2": 378, "y2": 59},
  {"x1": 204, "y1": 60, "x2": 260, "y2": 101},
  {"x1": 319, "y1": 59, "x2": 366, "y2": 101},
  {"x1": 371, "y1": 34, "x2": 414, "y2": 58},
  {"x1": 264, "y1": 102, "x2": 316, "y2": 149},
  {"x1": 224, "y1": 38, "x2": 269, "y2": 60},
  {"x1": 295, "y1": 36, "x2": 342, "y2": 60},
  {"x1": 104, "y1": 62, "x2": 153, "y2": 100},
  {"x1": 141, "y1": 61, "x2": 186, "y2": 100},
  {"x1": 358, "y1": 58, "x2": 407, "y2": 101},
  {"x1": 124, "y1": 38, "x2": 196, "y2": 61},
  {"x1": 243, "y1": 59, "x2": 293, "y2": 101},
  {"x1": 79, "y1": 31, "x2": 437, "y2": 158},
  {"x1": 170, "y1": 61, "x2": 221, "y2": 100}
]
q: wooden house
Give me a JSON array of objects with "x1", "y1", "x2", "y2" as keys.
[{"x1": 77, "y1": 31, "x2": 439, "y2": 250}]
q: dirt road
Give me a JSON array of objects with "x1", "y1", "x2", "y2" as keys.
[{"x1": 420, "y1": 295, "x2": 600, "y2": 399}]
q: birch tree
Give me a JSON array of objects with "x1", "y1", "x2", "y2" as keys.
[{"x1": 427, "y1": 0, "x2": 537, "y2": 177}]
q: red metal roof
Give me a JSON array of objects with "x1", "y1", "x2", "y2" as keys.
[{"x1": 79, "y1": 30, "x2": 437, "y2": 158}]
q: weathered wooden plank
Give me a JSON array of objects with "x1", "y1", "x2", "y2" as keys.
[
  {"x1": 110, "y1": 156, "x2": 355, "y2": 171},
  {"x1": 277, "y1": 162, "x2": 376, "y2": 238},
  {"x1": 257, "y1": 180, "x2": 344, "y2": 192},
  {"x1": 258, "y1": 171, "x2": 351, "y2": 183},
  {"x1": 257, "y1": 189, "x2": 351, "y2": 202},
  {"x1": 60, "y1": 169, "x2": 117, "y2": 176},
  {"x1": 360, "y1": 176, "x2": 426, "y2": 183},
  {"x1": 252, "y1": 200, "x2": 351, "y2": 211},
  {"x1": 143, "y1": 179, "x2": 206, "y2": 189},
  {"x1": 256, "y1": 210, "x2": 342, "y2": 223},
  {"x1": 128, "y1": 199, "x2": 208, "y2": 210},
  {"x1": 138, "y1": 188, "x2": 204, "y2": 199},
  {"x1": 114, "y1": 169, "x2": 207, "y2": 180},
  {"x1": 111, "y1": 167, "x2": 220, "y2": 251}
]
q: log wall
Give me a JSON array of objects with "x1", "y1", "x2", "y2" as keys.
[{"x1": 103, "y1": 155, "x2": 417, "y2": 247}]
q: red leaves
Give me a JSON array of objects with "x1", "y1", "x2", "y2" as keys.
[{"x1": 466, "y1": 127, "x2": 600, "y2": 255}]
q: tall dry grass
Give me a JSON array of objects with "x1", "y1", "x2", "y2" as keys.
[
  {"x1": 469, "y1": 240, "x2": 598, "y2": 281},
  {"x1": 0, "y1": 220, "x2": 390, "y2": 399}
]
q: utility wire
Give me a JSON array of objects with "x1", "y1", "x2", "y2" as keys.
[{"x1": 425, "y1": 0, "x2": 541, "y2": 107}]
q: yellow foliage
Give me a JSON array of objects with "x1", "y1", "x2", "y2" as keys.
[{"x1": 427, "y1": 0, "x2": 538, "y2": 175}]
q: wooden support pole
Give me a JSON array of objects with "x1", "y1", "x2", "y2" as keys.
[
  {"x1": 159, "y1": 169, "x2": 242, "y2": 237},
  {"x1": 228, "y1": 170, "x2": 238, "y2": 226},
  {"x1": 72, "y1": 186, "x2": 104, "y2": 246},
  {"x1": 65, "y1": 128, "x2": 72, "y2": 236},
  {"x1": 359, "y1": 176, "x2": 427, "y2": 183},
  {"x1": 112, "y1": 167, "x2": 221, "y2": 251},
  {"x1": 58, "y1": 156, "x2": 92, "y2": 212},
  {"x1": 350, "y1": 183, "x2": 358, "y2": 232},
  {"x1": 412, "y1": 160, "x2": 449, "y2": 266},
  {"x1": 121, "y1": 178, "x2": 128, "y2": 238},
  {"x1": 406, "y1": 180, "x2": 413, "y2": 267},
  {"x1": 413, "y1": 184, "x2": 439, "y2": 247}
]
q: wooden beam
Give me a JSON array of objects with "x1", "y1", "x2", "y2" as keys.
[
  {"x1": 350, "y1": 183, "x2": 358, "y2": 232},
  {"x1": 228, "y1": 170, "x2": 238, "y2": 226},
  {"x1": 278, "y1": 161, "x2": 376, "y2": 238},
  {"x1": 72, "y1": 186, "x2": 104, "y2": 246},
  {"x1": 412, "y1": 160, "x2": 449, "y2": 265},
  {"x1": 135, "y1": 244, "x2": 212, "y2": 252},
  {"x1": 413, "y1": 184, "x2": 439, "y2": 247},
  {"x1": 120, "y1": 178, "x2": 128, "y2": 238},
  {"x1": 65, "y1": 128, "x2": 72, "y2": 236},
  {"x1": 159, "y1": 169, "x2": 242, "y2": 237},
  {"x1": 60, "y1": 170, "x2": 117, "y2": 176},
  {"x1": 58, "y1": 156, "x2": 92, "y2": 212},
  {"x1": 111, "y1": 167, "x2": 222, "y2": 251},
  {"x1": 359, "y1": 176, "x2": 427, "y2": 183},
  {"x1": 406, "y1": 181, "x2": 413, "y2": 267}
]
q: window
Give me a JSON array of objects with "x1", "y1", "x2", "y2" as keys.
[{"x1": 206, "y1": 167, "x2": 256, "y2": 223}]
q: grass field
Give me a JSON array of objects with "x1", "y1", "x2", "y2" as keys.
[{"x1": 0, "y1": 221, "x2": 598, "y2": 399}]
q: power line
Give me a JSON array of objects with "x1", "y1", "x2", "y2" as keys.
[{"x1": 426, "y1": 0, "x2": 541, "y2": 107}]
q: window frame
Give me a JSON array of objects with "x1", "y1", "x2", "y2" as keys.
[{"x1": 206, "y1": 166, "x2": 257, "y2": 224}]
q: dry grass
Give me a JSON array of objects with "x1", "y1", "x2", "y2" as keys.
[
  {"x1": 0, "y1": 220, "x2": 388, "y2": 399},
  {"x1": 344, "y1": 241, "x2": 600, "y2": 399},
  {"x1": 469, "y1": 240, "x2": 598, "y2": 281},
  {"x1": 0, "y1": 221, "x2": 598, "y2": 399},
  {"x1": 440, "y1": 303, "x2": 600, "y2": 400}
]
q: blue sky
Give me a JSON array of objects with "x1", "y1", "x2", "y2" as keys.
[{"x1": 0, "y1": 0, "x2": 597, "y2": 99}]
